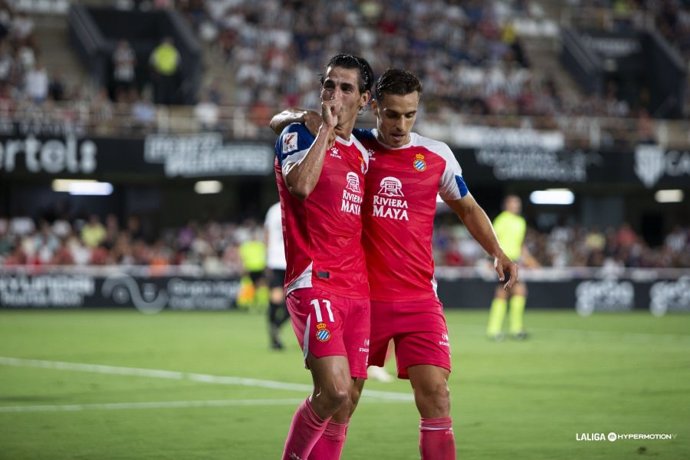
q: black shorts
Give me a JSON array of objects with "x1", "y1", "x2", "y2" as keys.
[
  {"x1": 248, "y1": 270, "x2": 265, "y2": 284},
  {"x1": 268, "y1": 269, "x2": 286, "y2": 289}
]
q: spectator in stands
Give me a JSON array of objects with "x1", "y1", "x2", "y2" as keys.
[
  {"x1": 0, "y1": 6, "x2": 10, "y2": 42},
  {"x1": 24, "y1": 61, "x2": 48, "y2": 104},
  {"x1": 130, "y1": 88, "x2": 157, "y2": 132},
  {"x1": 10, "y1": 11, "x2": 34, "y2": 49},
  {"x1": 81, "y1": 214, "x2": 107, "y2": 249},
  {"x1": 48, "y1": 68, "x2": 67, "y2": 102},
  {"x1": 0, "y1": 40, "x2": 14, "y2": 84},
  {"x1": 112, "y1": 39, "x2": 137, "y2": 102},
  {"x1": 193, "y1": 90, "x2": 220, "y2": 130},
  {"x1": 149, "y1": 36, "x2": 180, "y2": 105}
]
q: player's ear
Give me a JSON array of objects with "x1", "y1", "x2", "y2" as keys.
[{"x1": 360, "y1": 90, "x2": 372, "y2": 110}]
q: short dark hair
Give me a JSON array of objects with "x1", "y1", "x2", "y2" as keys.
[
  {"x1": 374, "y1": 69, "x2": 422, "y2": 101},
  {"x1": 320, "y1": 54, "x2": 375, "y2": 94}
]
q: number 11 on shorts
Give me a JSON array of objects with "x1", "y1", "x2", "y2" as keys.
[{"x1": 310, "y1": 299, "x2": 334, "y2": 323}]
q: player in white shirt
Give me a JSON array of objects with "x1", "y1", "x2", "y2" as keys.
[{"x1": 264, "y1": 201, "x2": 288, "y2": 350}]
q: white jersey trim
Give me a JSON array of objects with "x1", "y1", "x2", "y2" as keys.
[
  {"x1": 369, "y1": 130, "x2": 466, "y2": 201},
  {"x1": 286, "y1": 262, "x2": 313, "y2": 295}
]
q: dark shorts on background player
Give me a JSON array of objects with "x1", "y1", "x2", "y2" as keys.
[
  {"x1": 369, "y1": 297, "x2": 451, "y2": 379},
  {"x1": 286, "y1": 287, "x2": 370, "y2": 379},
  {"x1": 248, "y1": 270, "x2": 265, "y2": 284},
  {"x1": 268, "y1": 269, "x2": 286, "y2": 289}
]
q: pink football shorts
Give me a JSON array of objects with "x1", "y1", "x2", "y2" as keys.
[
  {"x1": 286, "y1": 287, "x2": 370, "y2": 379},
  {"x1": 369, "y1": 297, "x2": 451, "y2": 379}
]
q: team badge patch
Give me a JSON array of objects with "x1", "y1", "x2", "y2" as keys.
[
  {"x1": 315, "y1": 322, "x2": 331, "y2": 342},
  {"x1": 413, "y1": 153, "x2": 426, "y2": 171},
  {"x1": 282, "y1": 132, "x2": 298, "y2": 154}
]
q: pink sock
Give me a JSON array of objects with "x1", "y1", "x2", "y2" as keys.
[
  {"x1": 282, "y1": 399, "x2": 330, "y2": 460},
  {"x1": 419, "y1": 417, "x2": 456, "y2": 460},
  {"x1": 308, "y1": 419, "x2": 349, "y2": 460}
]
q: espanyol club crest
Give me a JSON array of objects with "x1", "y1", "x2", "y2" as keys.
[
  {"x1": 315, "y1": 322, "x2": 331, "y2": 342},
  {"x1": 413, "y1": 153, "x2": 427, "y2": 171}
]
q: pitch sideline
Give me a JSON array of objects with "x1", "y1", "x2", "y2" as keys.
[{"x1": 0, "y1": 356, "x2": 414, "y2": 406}]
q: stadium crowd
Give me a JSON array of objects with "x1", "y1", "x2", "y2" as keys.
[
  {"x1": 197, "y1": 0, "x2": 690, "y2": 124},
  {"x1": 1, "y1": 215, "x2": 688, "y2": 273},
  {"x1": 434, "y1": 221, "x2": 690, "y2": 269},
  {"x1": 1, "y1": 0, "x2": 688, "y2": 138}
]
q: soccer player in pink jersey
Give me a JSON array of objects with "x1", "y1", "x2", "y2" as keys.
[
  {"x1": 271, "y1": 68, "x2": 517, "y2": 460},
  {"x1": 274, "y1": 54, "x2": 375, "y2": 460}
]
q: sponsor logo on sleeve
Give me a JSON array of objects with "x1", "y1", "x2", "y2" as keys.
[{"x1": 282, "y1": 132, "x2": 298, "y2": 154}]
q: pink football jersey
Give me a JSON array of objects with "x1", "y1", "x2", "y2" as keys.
[
  {"x1": 275, "y1": 124, "x2": 370, "y2": 299},
  {"x1": 358, "y1": 129, "x2": 469, "y2": 302}
]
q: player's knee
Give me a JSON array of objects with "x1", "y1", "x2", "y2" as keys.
[
  {"x1": 349, "y1": 386, "x2": 363, "y2": 408},
  {"x1": 321, "y1": 386, "x2": 350, "y2": 413},
  {"x1": 270, "y1": 288, "x2": 284, "y2": 304},
  {"x1": 513, "y1": 283, "x2": 527, "y2": 296},
  {"x1": 415, "y1": 381, "x2": 450, "y2": 416}
]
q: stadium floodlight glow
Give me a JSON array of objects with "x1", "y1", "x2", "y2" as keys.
[
  {"x1": 529, "y1": 188, "x2": 575, "y2": 205},
  {"x1": 194, "y1": 180, "x2": 223, "y2": 194},
  {"x1": 655, "y1": 189, "x2": 684, "y2": 203},
  {"x1": 52, "y1": 179, "x2": 114, "y2": 196}
]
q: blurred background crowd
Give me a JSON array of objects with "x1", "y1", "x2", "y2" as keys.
[
  {"x1": 0, "y1": 0, "x2": 689, "y2": 274},
  {"x1": 0, "y1": 0, "x2": 688, "y2": 137},
  {"x1": 1, "y1": 214, "x2": 688, "y2": 273}
]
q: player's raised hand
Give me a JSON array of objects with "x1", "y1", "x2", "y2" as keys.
[
  {"x1": 321, "y1": 94, "x2": 341, "y2": 130},
  {"x1": 494, "y1": 255, "x2": 518, "y2": 290}
]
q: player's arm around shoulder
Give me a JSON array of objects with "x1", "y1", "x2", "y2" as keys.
[
  {"x1": 269, "y1": 108, "x2": 321, "y2": 136},
  {"x1": 280, "y1": 103, "x2": 338, "y2": 200},
  {"x1": 445, "y1": 195, "x2": 518, "y2": 289}
]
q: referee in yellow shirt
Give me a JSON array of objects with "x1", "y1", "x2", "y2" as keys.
[{"x1": 487, "y1": 195, "x2": 538, "y2": 340}]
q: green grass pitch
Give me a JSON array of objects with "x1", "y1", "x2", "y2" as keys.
[{"x1": 1, "y1": 309, "x2": 689, "y2": 459}]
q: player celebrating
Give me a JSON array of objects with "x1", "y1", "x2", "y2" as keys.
[
  {"x1": 271, "y1": 69, "x2": 517, "y2": 460},
  {"x1": 274, "y1": 54, "x2": 374, "y2": 460}
]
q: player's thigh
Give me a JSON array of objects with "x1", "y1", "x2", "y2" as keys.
[
  {"x1": 286, "y1": 288, "x2": 349, "y2": 359},
  {"x1": 340, "y1": 296, "x2": 370, "y2": 379},
  {"x1": 369, "y1": 315, "x2": 395, "y2": 368},
  {"x1": 394, "y1": 303, "x2": 451, "y2": 379},
  {"x1": 307, "y1": 354, "x2": 353, "y2": 393}
]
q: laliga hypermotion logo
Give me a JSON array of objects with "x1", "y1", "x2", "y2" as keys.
[
  {"x1": 634, "y1": 144, "x2": 665, "y2": 188},
  {"x1": 282, "y1": 132, "x2": 298, "y2": 154},
  {"x1": 378, "y1": 176, "x2": 404, "y2": 197}
]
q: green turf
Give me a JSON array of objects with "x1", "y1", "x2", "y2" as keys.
[{"x1": 0, "y1": 309, "x2": 688, "y2": 459}]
